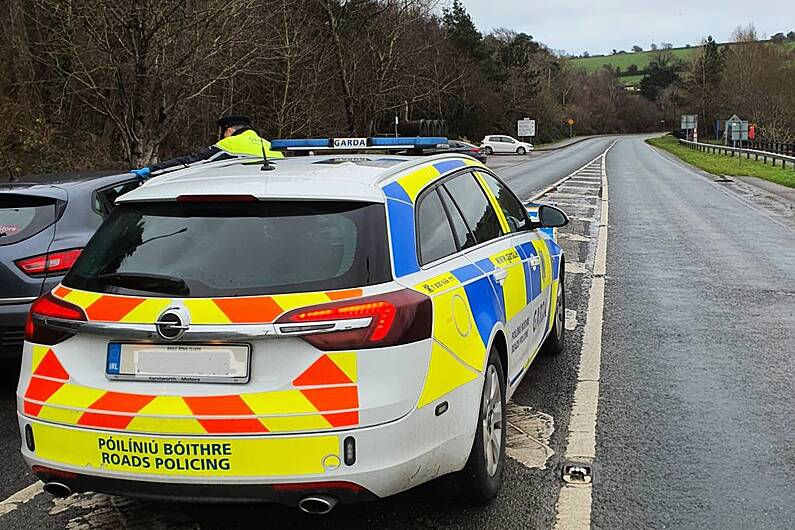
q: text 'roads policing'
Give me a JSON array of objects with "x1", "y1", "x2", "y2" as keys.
[{"x1": 98, "y1": 436, "x2": 233, "y2": 472}]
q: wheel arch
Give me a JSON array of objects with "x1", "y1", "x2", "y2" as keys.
[{"x1": 488, "y1": 329, "x2": 509, "y2": 388}]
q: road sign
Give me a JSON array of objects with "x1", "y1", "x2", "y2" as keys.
[
  {"x1": 729, "y1": 121, "x2": 749, "y2": 141},
  {"x1": 681, "y1": 114, "x2": 697, "y2": 130},
  {"x1": 517, "y1": 118, "x2": 536, "y2": 137},
  {"x1": 567, "y1": 118, "x2": 575, "y2": 126}
]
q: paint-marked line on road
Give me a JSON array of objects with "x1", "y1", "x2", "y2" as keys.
[
  {"x1": 553, "y1": 140, "x2": 616, "y2": 530},
  {"x1": 0, "y1": 481, "x2": 44, "y2": 517},
  {"x1": 527, "y1": 153, "x2": 607, "y2": 203},
  {"x1": 565, "y1": 309, "x2": 578, "y2": 331}
]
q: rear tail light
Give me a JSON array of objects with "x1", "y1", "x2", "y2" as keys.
[
  {"x1": 15, "y1": 248, "x2": 82, "y2": 276},
  {"x1": 275, "y1": 289, "x2": 431, "y2": 350},
  {"x1": 25, "y1": 292, "x2": 86, "y2": 345}
]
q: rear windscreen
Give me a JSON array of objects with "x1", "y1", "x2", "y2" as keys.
[
  {"x1": 64, "y1": 201, "x2": 391, "y2": 297},
  {"x1": 0, "y1": 194, "x2": 59, "y2": 246}
]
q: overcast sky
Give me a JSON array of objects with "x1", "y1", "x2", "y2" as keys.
[{"x1": 461, "y1": 0, "x2": 788, "y2": 55}]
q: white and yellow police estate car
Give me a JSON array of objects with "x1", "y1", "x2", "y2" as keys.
[{"x1": 18, "y1": 137, "x2": 568, "y2": 513}]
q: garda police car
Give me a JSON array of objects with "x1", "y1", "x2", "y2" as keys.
[{"x1": 18, "y1": 137, "x2": 568, "y2": 513}]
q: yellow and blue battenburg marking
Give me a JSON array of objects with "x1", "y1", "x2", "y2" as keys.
[
  {"x1": 451, "y1": 264, "x2": 503, "y2": 350},
  {"x1": 382, "y1": 158, "x2": 484, "y2": 277}
]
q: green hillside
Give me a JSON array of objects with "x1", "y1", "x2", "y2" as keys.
[
  {"x1": 570, "y1": 40, "x2": 795, "y2": 87},
  {"x1": 570, "y1": 47, "x2": 695, "y2": 73}
]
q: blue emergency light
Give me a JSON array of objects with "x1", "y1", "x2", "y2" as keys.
[{"x1": 270, "y1": 137, "x2": 447, "y2": 151}]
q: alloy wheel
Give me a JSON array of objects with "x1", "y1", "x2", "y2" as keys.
[{"x1": 481, "y1": 364, "x2": 503, "y2": 477}]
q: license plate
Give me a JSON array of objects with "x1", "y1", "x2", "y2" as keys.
[{"x1": 106, "y1": 343, "x2": 250, "y2": 383}]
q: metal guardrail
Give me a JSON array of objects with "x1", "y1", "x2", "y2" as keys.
[
  {"x1": 746, "y1": 139, "x2": 795, "y2": 157},
  {"x1": 679, "y1": 139, "x2": 795, "y2": 170}
]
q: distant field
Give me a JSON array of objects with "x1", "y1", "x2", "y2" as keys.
[
  {"x1": 617, "y1": 74, "x2": 644, "y2": 87},
  {"x1": 571, "y1": 46, "x2": 696, "y2": 73},
  {"x1": 570, "y1": 40, "x2": 795, "y2": 87}
]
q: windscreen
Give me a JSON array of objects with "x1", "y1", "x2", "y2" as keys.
[
  {"x1": 64, "y1": 201, "x2": 391, "y2": 297},
  {"x1": 0, "y1": 194, "x2": 60, "y2": 246}
]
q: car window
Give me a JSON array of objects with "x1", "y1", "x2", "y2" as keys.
[
  {"x1": 416, "y1": 188, "x2": 459, "y2": 265},
  {"x1": 0, "y1": 194, "x2": 59, "y2": 246},
  {"x1": 442, "y1": 172, "x2": 503, "y2": 245},
  {"x1": 438, "y1": 185, "x2": 476, "y2": 250},
  {"x1": 93, "y1": 180, "x2": 140, "y2": 217},
  {"x1": 478, "y1": 172, "x2": 528, "y2": 232},
  {"x1": 65, "y1": 201, "x2": 391, "y2": 297},
  {"x1": 505, "y1": 137, "x2": 516, "y2": 143}
]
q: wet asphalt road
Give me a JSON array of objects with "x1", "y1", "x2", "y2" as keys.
[
  {"x1": 593, "y1": 137, "x2": 795, "y2": 529},
  {"x1": 0, "y1": 135, "x2": 792, "y2": 528}
]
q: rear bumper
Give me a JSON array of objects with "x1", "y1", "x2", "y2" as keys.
[
  {"x1": 0, "y1": 302, "x2": 29, "y2": 358},
  {"x1": 19, "y1": 377, "x2": 481, "y2": 503},
  {"x1": 31, "y1": 467, "x2": 378, "y2": 505}
]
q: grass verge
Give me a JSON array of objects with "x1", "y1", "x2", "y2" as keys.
[{"x1": 645, "y1": 135, "x2": 795, "y2": 189}]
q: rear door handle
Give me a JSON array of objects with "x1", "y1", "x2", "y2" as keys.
[{"x1": 493, "y1": 267, "x2": 508, "y2": 284}]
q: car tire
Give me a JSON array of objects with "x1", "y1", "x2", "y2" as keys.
[
  {"x1": 541, "y1": 266, "x2": 565, "y2": 355},
  {"x1": 516, "y1": 147, "x2": 526, "y2": 155},
  {"x1": 437, "y1": 346, "x2": 506, "y2": 504},
  {"x1": 484, "y1": 146, "x2": 493, "y2": 155}
]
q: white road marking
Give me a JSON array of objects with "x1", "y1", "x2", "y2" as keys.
[
  {"x1": 51, "y1": 493, "x2": 130, "y2": 529},
  {"x1": 558, "y1": 234, "x2": 590, "y2": 242},
  {"x1": 554, "y1": 140, "x2": 616, "y2": 530},
  {"x1": 0, "y1": 481, "x2": 44, "y2": 517},
  {"x1": 566, "y1": 262, "x2": 588, "y2": 275},
  {"x1": 527, "y1": 152, "x2": 613, "y2": 203},
  {"x1": 565, "y1": 309, "x2": 578, "y2": 331},
  {"x1": 547, "y1": 193, "x2": 595, "y2": 200},
  {"x1": 505, "y1": 404, "x2": 555, "y2": 469}
]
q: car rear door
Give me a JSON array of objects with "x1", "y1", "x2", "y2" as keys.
[{"x1": 439, "y1": 170, "x2": 529, "y2": 382}]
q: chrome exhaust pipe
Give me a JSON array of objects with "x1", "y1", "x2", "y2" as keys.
[
  {"x1": 42, "y1": 482, "x2": 72, "y2": 498},
  {"x1": 298, "y1": 494, "x2": 338, "y2": 515}
]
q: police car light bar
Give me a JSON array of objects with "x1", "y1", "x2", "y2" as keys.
[{"x1": 270, "y1": 137, "x2": 447, "y2": 151}]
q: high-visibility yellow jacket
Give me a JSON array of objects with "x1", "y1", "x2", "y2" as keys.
[{"x1": 149, "y1": 128, "x2": 283, "y2": 174}]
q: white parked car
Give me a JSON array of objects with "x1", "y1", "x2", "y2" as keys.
[{"x1": 481, "y1": 135, "x2": 534, "y2": 155}]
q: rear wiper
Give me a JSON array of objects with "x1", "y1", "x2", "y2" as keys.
[{"x1": 94, "y1": 272, "x2": 190, "y2": 296}]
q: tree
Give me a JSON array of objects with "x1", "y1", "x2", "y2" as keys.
[
  {"x1": 720, "y1": 24, "x2": 795, "y2": 141},
  {"x1": 771, "y1": 32, "x2": 786, "y2": 43},
  {"x1": 639, "y1": 48, "x2": 681, "y2": 101},
  {"x1": 787, "y1": 31, "x2": 795, "y2": 41},
  {"x1": 632, "y1": 45, "x2": 643, "y2": 53},
  {"x1": 443, "y1": 0, "x2": 487, "y2": 62},
  {"x1": 650, "y1": 42, "x2": 658, "y2": 51},
  {"x1": 684, "y1": 36, "x2": 724, "y2": 136},
  {"x1": 32, "y1": 0, "x2": 277, "y2": 167},
  {"x1": 582, "y1": 50, "x2": 590, "y2": 57}
]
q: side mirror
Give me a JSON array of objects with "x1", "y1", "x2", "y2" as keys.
[{"x1": 538, "y1": 204, "x2": 568, "y2": 228}]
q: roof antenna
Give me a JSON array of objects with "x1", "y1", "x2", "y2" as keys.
[{"x1": 260, "y1": 139, "x2": 275, "y2": 171}]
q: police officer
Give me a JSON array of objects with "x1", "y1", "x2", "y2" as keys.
[{"x1": 131, "y1": 115, "x2": 283, "y2": 179}]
